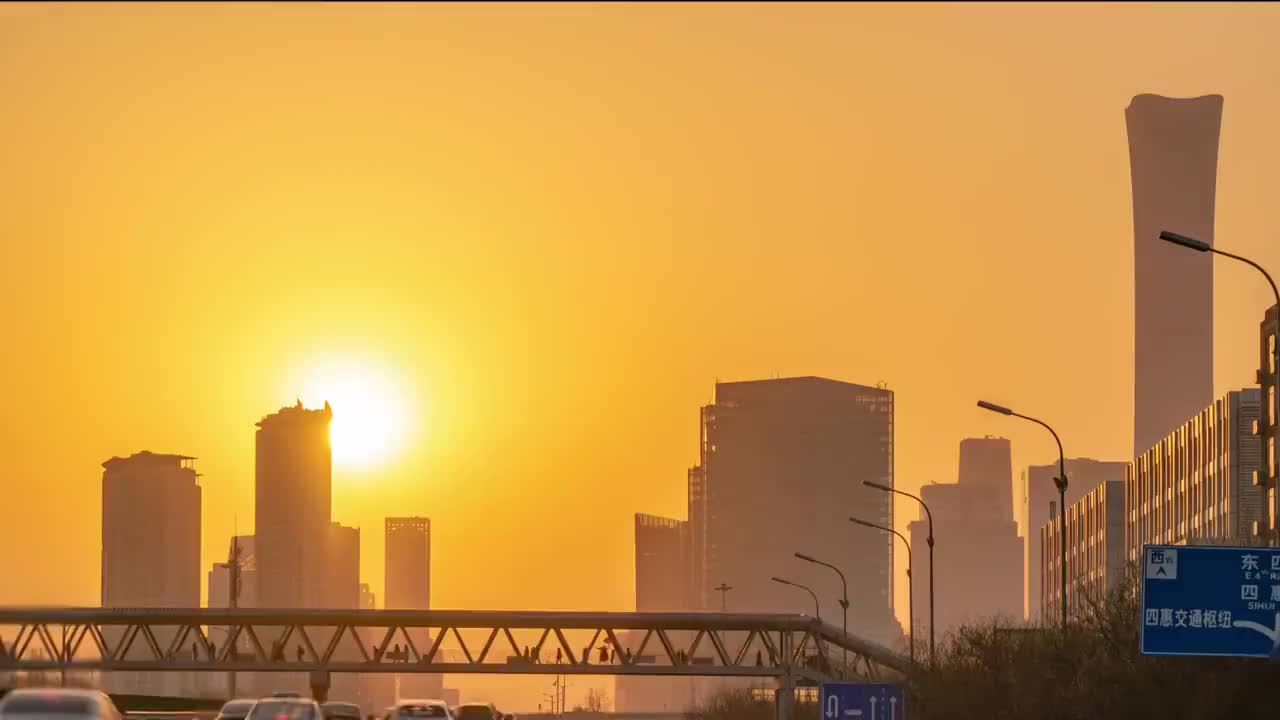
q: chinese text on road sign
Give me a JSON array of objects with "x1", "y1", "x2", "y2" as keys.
[{"x1": 1142, "y1": 544, "x2": 1280, "y2": 658}]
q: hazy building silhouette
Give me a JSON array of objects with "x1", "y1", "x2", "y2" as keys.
[
  {"x1": 384, "y1": 516, "x2": 439, "y2": 702},
  {"x1": 1127, "y1": 93, "x2": 1221, "y2": 454},
  {"x1": 1020, "y1": 459, "x2": 1127, "y2": 621},
  {"x1": 686, "y1": 465, "x2": 706, "y2": 609},
  {"x1": 1259, "y1": 305, "x2": 1278, "y2": 536},
  {"x1": 1041, "y1": 480, "x2": 1124, "y2": 621},
  {"x1": 1125, "y1": 389, "x2": 1262, "y2": 565},
  {"x1": 959, "y1": 436, "x2": 1014, "y2": 522},
  {"x1": 255, "y1": 400, "x2": 333, "y2": 609},
  {"x1": 698, "y1": 377, "x2": 897, "y2": 646},
  {"x1": 908, "y1": 437, "x2": 1021, "y2": 634},
  {"x1": 618, "y1": 514, "x2": 695, "y2": 713},
  {"x1": 385, "y1": 516, "x2": 430, "y2": 609},
  {"x1": 327, "y1": 522, "x2": 360, "y2": 609},
  {"x1": 634, "y1": 513, "x2": 689, "y2": 611},
  {"x1": 100, "y1": 450, "x2": 201, "y2": 696},
  {"x1": 101, "y1": 451, "x2": 202, "y2": 608},
  {"x1": 325, "y1": 524, "x2": 368, "y2": 711}
]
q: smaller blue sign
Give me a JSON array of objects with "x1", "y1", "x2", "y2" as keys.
[{"x1": 820, "y1": 682, "x2": 904, "y2": 720}]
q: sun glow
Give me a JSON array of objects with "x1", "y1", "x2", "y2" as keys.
[{"x1": 295, "y1": 357, "x2": 414, "y2": 469}]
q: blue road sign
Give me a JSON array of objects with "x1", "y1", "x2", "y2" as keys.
[
  {"x1": 1141, "y1": 544, "x2": 1280, "y2": 658},
  {"x1": 820, "y1": 682, "x2": 903, "y2": 720}
]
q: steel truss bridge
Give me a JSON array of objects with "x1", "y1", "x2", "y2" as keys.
[{"x1": 0, "y1": 608, "x2": 909, "y2": 689}]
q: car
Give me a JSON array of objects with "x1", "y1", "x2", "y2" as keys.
[
  {"x1": 388, "y1": 701, "x2": 452, "y2": 720},
  {"x1": 453, "y1": 704, "x2": 503, "y2": 720},
  {"x1": 0, "y1": 689, "x2": 122, "y2": 720},
  {"x1": 270, "y1": 694, "x2": 304, "y2": 700},
  {"x1": 320, "y1": 703, "x2": 362, "y2": 720},
  {"x1": 245, "y1": 699, "x2": 323, "y2": 720},
  {"x1": 216, "y1": 700, "x2": 259, "y2": 720}
]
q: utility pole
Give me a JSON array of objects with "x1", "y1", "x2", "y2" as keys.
[
  {"x1": 550, "y1": 676, "x2": 569, "y2": 715},
  {"x1": 714, "y1": 583, "x2": 733, "y2": 612}
]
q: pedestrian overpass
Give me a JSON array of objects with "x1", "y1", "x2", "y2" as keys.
[{"x1": 0, "y1": 608, "x2": 910, "y2": 717}]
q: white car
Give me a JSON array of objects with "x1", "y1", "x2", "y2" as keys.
[
  {"x1": 0, "y1": 689, "x2": 122, "y2": 720},
  {"x1": 215, "y1": 699, "x2": 259, "y2": 720},
  {"x1": 388, "y1": 701, "x2": 452, "y2": 720}
]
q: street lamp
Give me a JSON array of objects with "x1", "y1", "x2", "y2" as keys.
[
  {"x1": 795, "y1": 552, "x2": 849, "y2": 676},
  {"x1": 863, "y1": 480, "x2": 935, "y2": 663},
  {"x1": 1160, "y1": 230, "x2": 1280, "y2": 543},
  {"x1": 978, "y1": 400, "x2": 1069, "y2": 629},
  {"x1": 849, "y1": 517, "x2": 914, "y2": 664},
  {"x1": 770, "y1": 576, "x2": 821, "y2": 622}
]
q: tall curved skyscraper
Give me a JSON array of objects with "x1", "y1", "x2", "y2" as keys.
[{"x1": 1127, "y1": 94, "x2": 1222, "y2": 455}]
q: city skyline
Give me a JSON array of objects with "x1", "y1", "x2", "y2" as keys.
[
  {"x1": 10, "y1": 3, "x2": 1280, "y2": 712},
  {"x1": 11, "y1": 3, "x2": 1280, "y2": 623}
]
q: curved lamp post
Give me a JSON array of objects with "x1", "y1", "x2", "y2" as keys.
[
  {"x1": 1161, "y1": 230, "x2": 1280, "y2": 543},
  {"x1": 771, "y1": 576, "x2": 821, "y2": 622},
  {"x1": 978, "y1": 400, "x2": 1068, "y2": 629},
  {"x1": 850, "y1": 516, "x2": 914, "y2": 664},
  {"x1": 863, "y1": 481, "x2": 934, "y2": 663},
  {"x1": 795, "y1": 552, "x2": 849, "y2": 676}
]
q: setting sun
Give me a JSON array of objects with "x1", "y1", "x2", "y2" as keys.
[{"x1": 294, "y1": 357, "x2": 414, "y2": 469}]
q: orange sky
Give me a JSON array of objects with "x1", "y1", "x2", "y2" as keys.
[{"x1": 4, "y1": 0, "x2": 1280, "y2": 708}]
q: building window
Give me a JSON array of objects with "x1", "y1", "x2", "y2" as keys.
[
  {"x1": 1271, "y1": 333, "x2": 1277, "y2": 374},
  {"x1": 1272, "y1": 385, "x2": 1277, "y2": 428}
]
